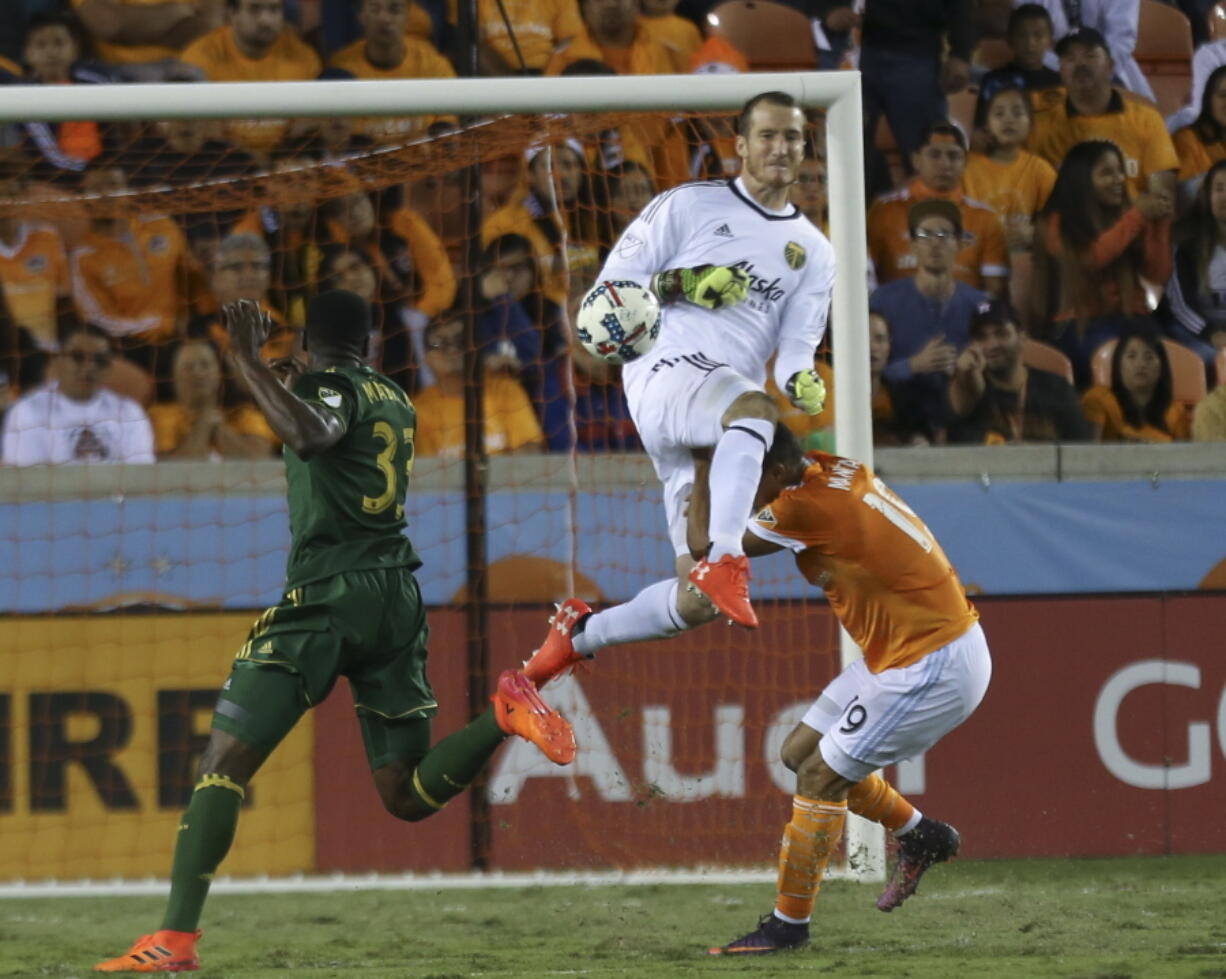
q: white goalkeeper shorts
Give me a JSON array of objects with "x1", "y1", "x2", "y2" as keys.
[
  {"x1": 802, "y1": 622, "x2": 992, "y2": 783},
  {"x1": 624, "y1": 352, "x2": 762, "y2": 557}
]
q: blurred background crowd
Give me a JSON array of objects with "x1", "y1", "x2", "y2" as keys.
[{"x1": 3, "y1": 0, "x2": 1226, "y2": 466}]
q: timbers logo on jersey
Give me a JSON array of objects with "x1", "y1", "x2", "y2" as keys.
[{"x1": 784, "y1": 241, "x2": 806, "y2": 270}]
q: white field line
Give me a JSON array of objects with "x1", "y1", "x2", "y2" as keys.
[{"x1": 0, "y1": 865, "x2": 876, "y2": 899}]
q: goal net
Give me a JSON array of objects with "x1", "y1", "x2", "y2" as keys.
[{"x1": 0, "y1": 72, "x2": 880, "y2": 886}]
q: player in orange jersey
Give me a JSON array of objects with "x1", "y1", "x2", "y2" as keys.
[{"x1": 695, "y1": 425, "x2": 992, "y2": 954}]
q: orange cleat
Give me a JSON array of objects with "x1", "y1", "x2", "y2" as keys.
[
  {"x1": 492, "y1": 669, "x2": 577, "y2": 765},
  {"x1": 522, "y1": 598, "x2": 593, "y2": 686},
  {"x1": 94, "y1": 930, "x2": 201, "y2": 972},
  {"x1": 689, "y1": 554, "x2": 757, "y2": 628}
]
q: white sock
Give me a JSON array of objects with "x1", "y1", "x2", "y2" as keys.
[
  {"x1": 896, "y1": 809, "x2": 924, "y2": 836},
  {"x1": 707, "y1": 417, "x2": 775, "y2": 561},
  {"x1": 573, "y1": 579, "x2": 684, "y2": 655}
]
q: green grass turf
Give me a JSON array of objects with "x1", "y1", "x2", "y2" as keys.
[{"x1": 3, "y1": 855, "x2": 1225, "y2": 978}]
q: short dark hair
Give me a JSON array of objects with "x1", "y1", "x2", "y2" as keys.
[
  {"x1": 560, "y1": 58, "x2": 616, "y2": 76},
  {"x1": 24, "y1": 10, "x2": 84, "y2": 46},
  {"x1": 763, "y1": 423, "x2": 805, "y2": 472},
  {"x1": 907, "y1": 198, "x2": 963, "y2": 237},
  {"x1": 305, "y1": 290, "x2": 370, "y2": 352},
  {"x1": 915, "y1": 121, "x2": 967, "y2": 153},
  {"x1": 1054, "y1": 27, "x2": 1111, "y2": 60},
  {"x1": 738, "y1": 91, "x2": 799, "y2": 135},
  {"x1": 424, "y1": 309, "x2": 464, "y2": 346},
  {"x1": 1008, "y1": 3, "x2": 1053, "y2": 35}
]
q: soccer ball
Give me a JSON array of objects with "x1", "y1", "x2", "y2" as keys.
[{"x1": 574, "y1": 280, "x2": 661, "y2": 366}]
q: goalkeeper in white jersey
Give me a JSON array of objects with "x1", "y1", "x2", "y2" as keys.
[{"x1": 524, "y1": 91, "x2": 836, "y2": 680}]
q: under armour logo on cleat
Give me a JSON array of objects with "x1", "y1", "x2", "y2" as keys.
[
  {"x1": 553, "y1": 606, "x2": 581, "y2": 634},
  {"x1": 714, "y1": 223, "x2": 734, "y2": 238},
  {"x1": 693, "y1": 563, "x2": 711, "y2": 580}
]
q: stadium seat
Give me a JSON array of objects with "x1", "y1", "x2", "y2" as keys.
[
  {"x1": 1090, "y1": 337, "x2": 1208, "y2": 405},
  {"x1": 705, "y1": 0, "x2": 819, "y2": 71},
  {"x1": 1022, "y1": 337, "x2": 1074, "y2": 384},
  {"x1": 450, "y1": 555, "x2": 605, "y2": 604},
  {"x1": 1136, "y1": 0, "x2": 1194, "y2": 116},
  {"x1": 1211, "y1": 3, "x2": 1226, "y2": 42}
]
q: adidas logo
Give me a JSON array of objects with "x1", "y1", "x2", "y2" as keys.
[{"x1": 714, "y1": 223, "x2": 734, "y2": 238}]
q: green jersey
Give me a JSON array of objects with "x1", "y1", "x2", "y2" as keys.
[{"x1": 283, "y1": 365, "x2": 421, "y2": 588}]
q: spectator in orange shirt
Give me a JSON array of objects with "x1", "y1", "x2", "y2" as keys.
[
  {"x1": 547, "y1": 0, "x2": 675, "y2": 75},
  {"x1": 1027, "y1": 28, "x2": 1178, "y2": 201},
  {"x1": 326, "y1": 0, "x2": 457, "y2": 143},
  {"x1": 469, "y1": 0, "x2": 586, "y2": 74},
  {"x1": 868, "y1": 122, "x2": 1009, "y2": 296},
  {"x1": 148, "y1": 336, "x2": 276, "y2": 458},
  {"x1": 412, "y1": 312, "x2": 546, "y2": 458},
  {"x1": 1081, "y1": 323, "x2": 1191, "y2": 441},
  {"x1": 70, "y1": 161, "x2": 190, "y2": 380},
  {"x1": 963, "y1": 85, "x2": 1056, "y2": 255},
  {"x1": 1032, "y1": 139, "x2": 1173, "y2": 386},
  {"x1": 71, "y1": 0, "x2": 223, "y2": 78},
  {"x1": 0, "y1": 166, "x2": 75, "y2": 386},
  {"x1": 180, "y1": 0, "x2": 322, "y2": 152},
  {"x1": 189, "y1": 230, "x2": 298, "y2": 362},
  {"x1": 637, "y1": 0, "x2": 700, "y2": 71},
  {"x1": 482, "y1": 139, "x2": 596, "y2": 304},
  {"x1": 1172, "y1": 65, "x2": 1226, "y2": 205}
]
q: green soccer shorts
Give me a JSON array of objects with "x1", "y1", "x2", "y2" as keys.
[{"x1": 211, "y1": 566, "x2": 438, "y2": 770}]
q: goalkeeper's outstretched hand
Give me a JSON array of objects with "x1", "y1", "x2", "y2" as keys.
[
  {"x1": 787, "y1": 369, "x2": 827, "y2": 416},
  {"x1": 653, "y1": 265, "x2": 750, "y2": 310}
]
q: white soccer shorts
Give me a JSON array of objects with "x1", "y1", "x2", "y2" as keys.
[
  {"x1": 802, "y1": 622, "x2": 992, "y2": 783},
  {"x1": 624, "y1": 352, "x2": 763, "y2": 556}
]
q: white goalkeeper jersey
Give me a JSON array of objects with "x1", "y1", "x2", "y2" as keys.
[{"x1": 599, "y1": 176, "x2": 835, "y2": 394}]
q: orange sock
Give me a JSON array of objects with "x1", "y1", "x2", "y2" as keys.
[
  {"x1": 775, "y1": 795, "x2": 847, "y2": 922},
  {"x1": 847, "y1": 773, "x2": 916, "y2": 833}
]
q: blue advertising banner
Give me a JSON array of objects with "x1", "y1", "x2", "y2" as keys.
[{"x1": 3, "y1": 479, "x2": 1224, "y2": 613}]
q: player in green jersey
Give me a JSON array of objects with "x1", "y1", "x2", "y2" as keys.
[{"x1": 95, "y1": 293, "x2": 575, "y2": 974}]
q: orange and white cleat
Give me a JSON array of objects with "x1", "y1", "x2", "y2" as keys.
[
  {"x1": 689, "y1": 554, "x2": 757, "y2": 628},
  {"x1": 522, "y1": 598, "x2": 593, "y2": 686},
  {"x1": 94, "y1": 930, "x2": 201, "y2": 973},
  {"x1": 492, "y1": 669, "x2": 576, "y2": 765}
]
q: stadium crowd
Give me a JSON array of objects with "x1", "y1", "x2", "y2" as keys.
[{"x1": 3, "y1": 0, "x2": 1226, "y2": 465}]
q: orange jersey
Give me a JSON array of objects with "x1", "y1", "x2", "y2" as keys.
[
  {"x1": 1027, "y1": 88, "x2": 1179, "y2": 197},
  {"x1": 867, "y1": 178, "x2": 1009, "y2": 289},
  {"x1": 449, "y1": 0, "x2": 585, "y2": 71},
  {"x1": 70, "y1": 216, "x2": 186, "y2": 343},
  {"x1": 413, "y1": 373, "x2": 544, "y2": 458},
  {"x1": 961, "y1": 150, "x2": 1056, "y2": 224},
  {"x1": 1172, "y1": 126, "x2": 1226, "y2": 183},
  {"x1": 148, "y1": 401, "x2": 278, "y2": 456},
  {"x1": 639, "y1": 14, "x2": 702, "y2": 72},
  {"x1": 751, "y1": 453, "x2": 978, "y2": 672},
  {"x1": 327, "y1": 38, "x2": 457, "y2": 142},
  {"x1": 180, "y1": 26, "x2": 322, "y2": 150},
  {"x1": 0, "y1": 223, "x2": 70, "y2": 350}
]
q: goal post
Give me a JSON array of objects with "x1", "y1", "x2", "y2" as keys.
[{"x1": 0, "y1": 71, "x2": 882, "y2": 882}]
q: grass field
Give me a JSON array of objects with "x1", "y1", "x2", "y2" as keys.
[{"x1": 3, "y1": 855, "x2": 1224, "y2": 978}]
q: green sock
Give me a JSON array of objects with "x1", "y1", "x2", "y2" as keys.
[
  {"x1": 409, "y1": 708, "x2": 506, "y2": 812},
  {"x1": 161, "y1": 776, "x2": 245, "y2": 932}
]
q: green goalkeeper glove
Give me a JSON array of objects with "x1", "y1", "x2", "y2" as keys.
[
  {"x1": 651, "y1": 265, "x2": 750, "y2": 310},
  {"x1": 786, "y1": 369, "x2": 827, "y2": 416}
]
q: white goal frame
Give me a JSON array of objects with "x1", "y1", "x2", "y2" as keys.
[{"x1": 0, "y1": 72, "x2": 882, "y2": 884}]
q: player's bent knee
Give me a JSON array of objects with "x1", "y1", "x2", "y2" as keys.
[
  {"x1": 795, "y1": 751, "x2": 854, "y2": 801},
  {"x1": 196, "y1": 729, "x2": 265, "y2": 785}
]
